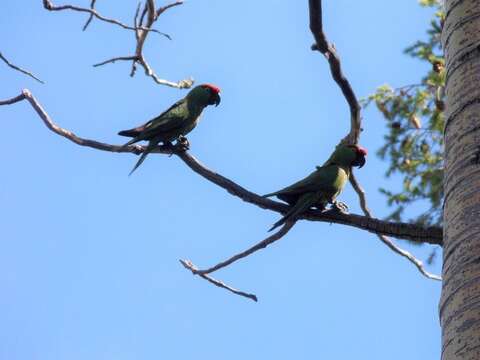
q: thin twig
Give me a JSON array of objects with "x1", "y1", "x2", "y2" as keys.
[
  {"x1": 90, "y1": 0, "x2": 192, "y2": 88},
  {"x1": 193, "y1": 221, "x2": 295, "y2": 276},
  {"x1": 308, "y1": 0, "x2": 360, "y2": 145},
  {"x1": 82, "y1": 0, "x2": 97, "y2": 31},
  {"x1": 350, "y1": 173, "x2": 441, "y2": 280},
  {"x1": 0, "y1": 52, "x2": 44, "y2": 84},
  {"x1": 181, "y1": 221, "x2": 294, "y2": 301},
  {"x1": 43, "y1": 0, "x2": 190, "y2": 87},
  {"x1": 156, "y1": 1, "x2": 183, "y2": 18},
  {"x1": 93, "y1": 56, "x2": 138, "y2": 67},
  {"x1": 0, "y1": 89, "x2": 441, "y2": 245},
  {"x1": 180, "y1": 260, "x2": 258, "y2": 302},
  {"x1": 138, "y1": 56, "x2": 193, "y2": 88},
  {"x1": 43, "y1": 0, "x2": 168, "y2": 37}
]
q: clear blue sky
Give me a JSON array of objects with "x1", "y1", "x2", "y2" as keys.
[{"x1": 1, "y1": 1, "x2": 441, "y2": 359}]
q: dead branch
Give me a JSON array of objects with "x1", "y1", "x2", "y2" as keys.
[
  {"x1": 350, "y1": 173, "x2": 441, "y2": 281},
  {"x1": 308, "y1": 0, "x2": 441, "y2": 281},
  {"x1": 308, "y1": 0, "x2": 360, "y2": 145},
  {"x1": 43, "y1": 0, "x2": 192, "y2": 89},
  {"x1": 180, "y1": 221, "x2": 294, "y2": 301},
  {"x1": 93, "y1": 56, "x2": 138, "y2": 67},
  {"x1": 192, "y1": 221, "x2": 295, "y2": 275},
  {"x1": 130, "y1": 0, "x2": 192, "y2": 88},
  {"x1": 0, "y1": 52, "x2": 44, "y2": 84},
  {"x1": 82, "y1": 0, "x2": 97, "y2": 31},
  {"x1": 180, "y1": 260, "x2": 258, "y2": 302},
  {"x1": 42, "y1": 0, "x2": 165, "y2": 35}
]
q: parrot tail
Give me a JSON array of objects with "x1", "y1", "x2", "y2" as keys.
[
  {"x1": 118, "y1": 129, "x2": 140, "y2": 137},
  {"x1": 118, "y1": 124, "x2": 145, "y2": 138},
  {"x1": 268, "y1": 193, "x2": 317, "y2": 232},
  {"x1": 128, "y1": 143, "x2": 155, "y2": 176}
]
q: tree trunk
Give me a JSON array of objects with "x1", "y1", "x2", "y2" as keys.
[{"x1": 441, "y1": 0, "x2": 480, "y2": 359}]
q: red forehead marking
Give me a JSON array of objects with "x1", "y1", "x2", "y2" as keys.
[
  {"x1": 201, "y1": 83, "x2": 221, "y2": 93},
  {"x1": 356, "y1": 146, "x2": 368, "y2": 156},
  {"x1": 349, "y1": 145, "x2": 368, "y2": 156}
]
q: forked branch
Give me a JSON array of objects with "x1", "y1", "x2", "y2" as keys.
[
  {"x1": 180, "y1": 260, "x2": 258, "y2": 302},
  {"x1": 82, "y1": 0, "x2": 97, "y2": 31},
  {"x1": 308, "y1": 0, "x2": 441, "y2": 281},
  {"x1": 42, "y1": 0, "x2": 165, "y2": 34},
  {"x1": 43, "y1": 0, "x2": 192, "y2": 89},
  {"x1": 180, "y1": 221, "x2": 295, "y2": 301},
  {"x1": 350, "y1": 173, "x2": 441, "y2": 281}
]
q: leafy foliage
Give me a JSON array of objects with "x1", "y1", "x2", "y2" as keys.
[{"x1": 363, "y1": 0, "x2": 445, "y2": 226}]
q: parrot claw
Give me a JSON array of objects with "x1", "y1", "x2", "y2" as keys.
[
  {"x1": 176, "y1": 136, "x2": 190, "y2": 151},
  {"x1": 331, "y1": 201, "x2": 349, "y2": 213}
]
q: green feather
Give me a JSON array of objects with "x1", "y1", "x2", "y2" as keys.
[
  {"x1": 265, "y1": 145, "x2": 360, "y2": 230},
  {"x1": 118, "y1": 85, "x2": 218, "y2": 174}
]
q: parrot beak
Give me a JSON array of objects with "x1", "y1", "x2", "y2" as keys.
[
  {"x1": 209, "y1": 92, "x2": 221, "y2": 107},
  {"x1": 354, "y1": 154, "x2": 366, "y2": 168},
  {"x1": 349, "y1": 145, "x2": 367, "y2": 168}
]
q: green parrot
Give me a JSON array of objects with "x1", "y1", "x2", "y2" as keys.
[
  {"x1": 264, "y1": 144, "x2": 367, "y2": 231},
  {"x1": 119, "y1": 83, "x2": 221, "y2": 175}
]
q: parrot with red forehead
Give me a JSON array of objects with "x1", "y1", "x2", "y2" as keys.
[
  {"x1": 119, "y1": 84, "x2": 221, "y2": 175},
  {"x1": 264, "y1": 144, "x2": 367, "y2": 231}
]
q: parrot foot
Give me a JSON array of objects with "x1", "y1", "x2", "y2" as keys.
[
  {"x1": 176, "y1": 136, "x2": 190, "y2": 151},
  {"x1": 160, "y1": 141, "x2": 176, "y2": 157},
  {"x1": 331, "y1": 201, "x2": 349, "y2": 213}
]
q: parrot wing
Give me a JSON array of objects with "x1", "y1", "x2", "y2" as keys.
[
  {"x1": 266, "y1": 165, "x2": 348, "y2": 231},
  {"x1": 118, "y1": 99, "x2": 187, "y2": 139},
  {"x1": 264, "y1": 165, "x2": 341, "y2": 199}
]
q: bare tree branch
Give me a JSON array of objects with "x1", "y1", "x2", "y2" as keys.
[
  {"x1": 0, "y1": 89, "x2": 441, "y2": 246},
  {"x1": 82, "y1": 0, "x2": 97, "y2": 31},
  {"x1": 43, "y1": 0, "x2": 192, "y2": 89},
  {"x1": 93, "y1": 56, "x2": 138, "y2": 67},
  {"x1": 180, "y1": 260, "x2": 258, "y2": 302},
  {"x1": 129, "y1": 0, "x2": 193, "y2": 88},
  {"x1": 177, "y1": 149, "x2": 443, "y2": 245},
  {"x1": 308, "y1": 0, "x2": 360, "y2": 145},
  {"x1": 0, "y1": 93, "x2": 27, "y2": 106},
  {"x1": 0, "y1": 52, "x2": 44, "y2": 84},
  {"x1": 190, "y1": 221, "x2": 295, "y2": 276},
  {"x1": 42, "y1": 0, "x2": 167, "y2": 36},
  {"x1": 156, "y1": 1, "x2": 183, "y2": 18},
  {"x1": 180, "y1": 221, "x2": 294, "y2": 301},
  {"x1": 308, "y1": 0, "x2": 441, "y2": 281},
  {"x1": 350, "y1": 173, "x2": 441, "y2": 281}
]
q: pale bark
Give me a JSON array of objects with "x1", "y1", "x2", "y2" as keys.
[{"x1": 441, "y1": 0, "x2": 480, "y2": 359}]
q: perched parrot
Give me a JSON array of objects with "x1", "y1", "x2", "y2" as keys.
[
  {"x1": 263, "y1": 144, "x2": 367, "y2": 231},
  {"x1": 118, "y1": 83, "x2": 221, "y2": 175}
]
